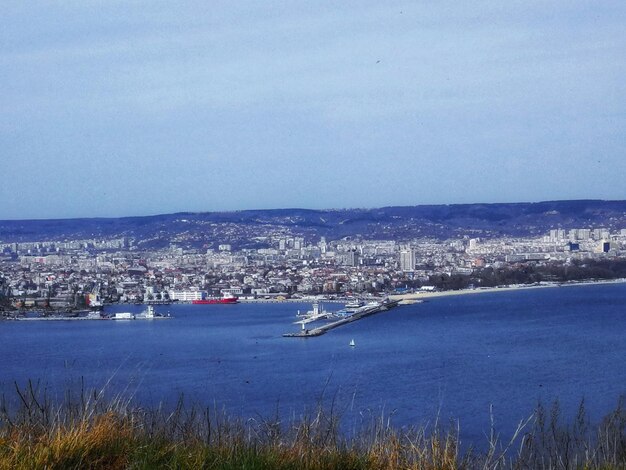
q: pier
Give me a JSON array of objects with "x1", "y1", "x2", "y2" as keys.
[{"x1": 283, "y1": 300, "x2": 400, "y2": 338}]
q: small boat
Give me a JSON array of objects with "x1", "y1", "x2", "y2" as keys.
[{"x1": 349, "y1": 339, "x2": 355, "y2": 347}]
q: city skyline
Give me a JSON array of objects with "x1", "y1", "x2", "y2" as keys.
[{"x1": 2, "y1": 1, "x2": 625, "y2": 219}]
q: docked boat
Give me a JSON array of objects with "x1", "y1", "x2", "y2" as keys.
[
  {"x1": 336, "y1": 299, "x2": 365, "y2": 316},
  {"x1": 110, "y1": 306, "x2": 170, "y2": 320},
  {"x1": 112, "y1": 312, "x2": 134, "y2": 320},
  {"x1": 192, "y1": 292, "x2": 239, "y2": 304},
  {"x1": 344, "y1": 299, "x2": 364, "y2": 309},
  {"x1": 135, "y1": 305, "x2": 169, "y2": 319}
]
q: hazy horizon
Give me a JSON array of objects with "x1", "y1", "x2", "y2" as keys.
[{"x1": 1, "y1": 197, "x2": 625, "y2": 222}]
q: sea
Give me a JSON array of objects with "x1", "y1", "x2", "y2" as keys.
[{"x1": 1, "y1": 282, "x2": 625, "y2": 446}]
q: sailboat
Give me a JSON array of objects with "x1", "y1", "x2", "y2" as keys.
[{"x1": 349, "y1": 339, "x2": 355, "y2": 347}]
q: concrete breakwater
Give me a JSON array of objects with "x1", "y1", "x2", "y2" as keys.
[{"x1": 283, "y1": 300, "x2": 400, "y2": 338}]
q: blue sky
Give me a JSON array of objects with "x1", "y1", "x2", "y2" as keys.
[{"x1": 1, "y1": 1, "x2": 625, "y2": 219}]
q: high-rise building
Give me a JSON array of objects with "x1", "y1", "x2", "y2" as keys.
[
  {"x1": 592, "y1": 228, "x2": 608, "y2": 240},
  {"x1": 467, "y1": 238, "x2": 480, "y2": 252},
  {"x1": 399, "y1": 248, "x2": 415, "y2": 272},
  {"x1": 338, "y1": 250, "x2": 359, "y2": 267},
  {"x1": 550, "y1": 229, "x2": 565, "y2": 242}
]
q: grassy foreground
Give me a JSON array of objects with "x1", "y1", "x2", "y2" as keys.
[{"x1": 0, "y1": 383, "x2": 624, "y2": 469}]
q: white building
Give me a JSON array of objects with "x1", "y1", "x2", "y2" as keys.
[
  {"x1": 168, "y1": 290, "x2": 203, "y2": 301},
  {"x1": 399, "y1": 248, "x2": 415, "y2": 271}
]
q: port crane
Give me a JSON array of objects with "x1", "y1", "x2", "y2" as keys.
[{"x1": 88, "y1": 282, "x2": 103, "y2": 310}]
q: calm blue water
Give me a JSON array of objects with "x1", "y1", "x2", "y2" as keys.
[{"x1": 1, "y1": 283, "x2": 625, "y2": 445}]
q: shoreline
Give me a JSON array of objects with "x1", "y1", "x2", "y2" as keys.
[
  {"x1": 389, "y1": 278, "x2": 626, "y2": 301},
  {"x1": 4, "y1": 278, "x2": 625, "y2": 316}
]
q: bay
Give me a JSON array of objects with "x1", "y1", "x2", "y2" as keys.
[{"x1": 1, "y1": 283, "x2": 625, "y2": 446}]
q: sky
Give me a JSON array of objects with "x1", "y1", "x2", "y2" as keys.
[{"x1": 1, "y1": 1, "x2": 625, "y2": 220}]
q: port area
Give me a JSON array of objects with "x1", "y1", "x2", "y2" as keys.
[
  {"x1": 283, "y1": 299, "x2": 400, "y2": 338},
  {"x1": 8, "y1": 314, "x2": 172, "y2": 321},
  {"x1": 9, "y1": 315, "x2": 106, "y2": 321},
  {"x1": 9, "y1": 314, "x2": 172, "y2": 321},
  {"x1": 6, "y1": 305, "x2": 171, "y2": 321}
]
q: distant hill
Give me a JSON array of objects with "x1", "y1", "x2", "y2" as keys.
[{"x1": 1, "y1": 200, "x2": 625, "y2": 250}]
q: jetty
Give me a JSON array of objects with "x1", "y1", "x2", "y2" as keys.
[
  {"x1": 8, "y1": 305, "x2": 172, "y2": 321},
  {"x1": 283, "y1": 299, "x2": 399, "y2": 338}
]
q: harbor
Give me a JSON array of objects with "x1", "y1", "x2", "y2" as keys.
[
  {"x1": 7, "y1": 305, "x2": 171, "y2": 321},
  {"x1": 283, "y1": 299, "x2": 400, "y2": 338}
]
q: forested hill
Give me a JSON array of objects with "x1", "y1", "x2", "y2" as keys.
[{"x1": 1, "y1": 200, "x2": 625, "y2": 249}]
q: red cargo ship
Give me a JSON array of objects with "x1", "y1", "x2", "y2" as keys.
[{"x1": 192, "y1": 293, "x2": 239, "y2": 304}]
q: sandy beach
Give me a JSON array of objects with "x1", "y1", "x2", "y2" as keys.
[{"x1": 389, "y1": 278, "x2": 626, "y2": 302}]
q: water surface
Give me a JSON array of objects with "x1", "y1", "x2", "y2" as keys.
[{"x1": 1, "y1": 283, "x2": 625, "y2": 445}]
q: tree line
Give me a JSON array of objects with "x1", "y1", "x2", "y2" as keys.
[{"x1": 424, "y1": 258, "x2": 626, "y2": 291}]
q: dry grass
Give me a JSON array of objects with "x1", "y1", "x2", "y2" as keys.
[{"x1": 0, "y1": 382, "x2": 624, "y2": 469}]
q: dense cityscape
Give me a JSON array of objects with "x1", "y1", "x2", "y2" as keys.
[{"x1": 2, "y1": 225, "x2": 626, "y2": 312}]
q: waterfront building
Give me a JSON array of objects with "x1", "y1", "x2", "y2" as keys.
[{"x1": 168, "y1": 290, "x2": 203, "y2": 302}]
